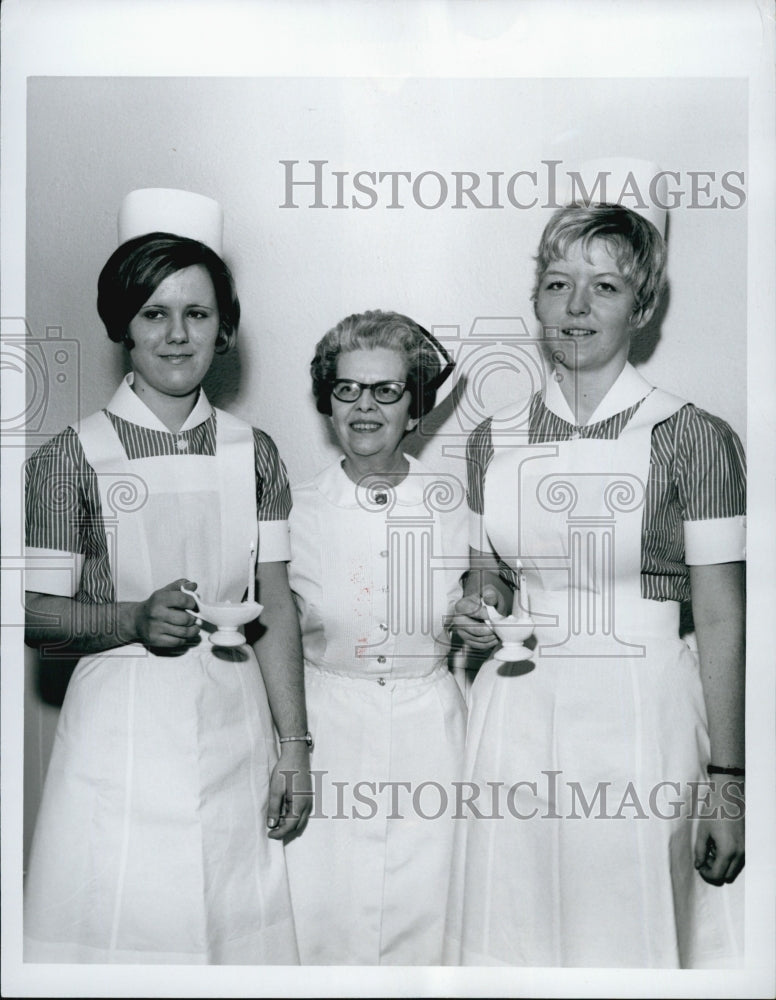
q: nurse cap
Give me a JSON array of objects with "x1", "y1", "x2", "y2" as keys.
[
  {"x1": 560, "y1": 158, "x2": 668, "y2": 238},
  {"x1": 117, "y1": 188, "x2": 224, "y2": 255}
]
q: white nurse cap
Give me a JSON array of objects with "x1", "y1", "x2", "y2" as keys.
[
  {"x1": 560, "y1": 158, "x2": 668, "y2": 238},
  {"x1": 117, "y1": 188, "x2": 224, "y2": 255}
]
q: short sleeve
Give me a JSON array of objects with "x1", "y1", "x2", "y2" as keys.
[
  {"x1": 466, "y1": 417, "x2": 494, "y2": 551},
  {"x1": 674, "y1": 406, "x2": 746, "y2": 564},
  {"x1": 253, "y1": 428, "x2": 293, "y2": 563},
  {"x1": 25, "y1": 429, "x2": 91, "y2": 596}
]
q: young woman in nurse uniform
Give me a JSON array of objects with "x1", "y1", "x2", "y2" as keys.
[
  {"x1": 24, "y1": 189, "x2": 311, "y2": 963},
  {"x1": 447, "y1": 175, "x2": 745, "y2": 967}
]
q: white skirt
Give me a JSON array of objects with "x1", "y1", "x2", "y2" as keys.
[{"x1": 285, "y1": 661, "x2": 466, "y2": 965}]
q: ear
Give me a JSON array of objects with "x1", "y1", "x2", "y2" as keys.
[
  {"x1": 631, "y1": 301, "x2": 656, "y2": 330},
  {"x1": 406, "y1": 415, "x2": 420, "y2": 433}
]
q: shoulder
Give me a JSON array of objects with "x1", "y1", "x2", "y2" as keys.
[
  {"x1": 667, "y1": 403, "x2": 745, "y2": 459},
  {"x1": 27, "y1": 425, "x2": 90, "y2": 473},
  {"x1": 243, "y1": 425, "x2": 289, "y2": 473},
  {"x1": 291, "y1": 460, "x2": 338, "y2": 498}
]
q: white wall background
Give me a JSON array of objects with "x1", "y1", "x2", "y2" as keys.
[{"x1": 21, "y1": 73, "x2": 748, "y2": 864}]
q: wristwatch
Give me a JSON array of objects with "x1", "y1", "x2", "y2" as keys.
[{"x1": 278, "y1": 731, "x2": 314, "y2": 751}]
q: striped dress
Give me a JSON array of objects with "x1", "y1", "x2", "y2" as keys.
[
  {"x1": 446, "y1": 363, "x2": 746, "y2": 968},
  {"x1": 24, "y1": 375, "x2": 299, "y2": 964}
]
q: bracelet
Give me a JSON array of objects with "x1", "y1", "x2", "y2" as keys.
[
  {"x1": 707, "y1": 764, "x2": 745, "y2": 777},
  {"x1": 279, "y1": 731, "x2": 314, "y2": 750}
]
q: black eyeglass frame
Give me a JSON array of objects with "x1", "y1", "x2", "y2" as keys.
[{"x1": 330, "y1": 379, "x2": 409, "y2": 404}]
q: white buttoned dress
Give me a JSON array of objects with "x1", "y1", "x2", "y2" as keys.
[{"x1": 285, "y1": 456, "x2": 467, "y2": 964}]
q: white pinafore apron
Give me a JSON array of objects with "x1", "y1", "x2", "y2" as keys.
[
  {"x1": 24, "y1": 408, "x2": 298, "y2": 964},
  {"x1": 448, "y1": 389, "x2": 742, "y2": 968}
]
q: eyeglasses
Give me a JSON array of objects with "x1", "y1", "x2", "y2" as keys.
[{"x1": 330, "y1": 379, "x2": 408, "y2": 404}]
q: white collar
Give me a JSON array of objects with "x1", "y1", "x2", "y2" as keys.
[
  {"x1": 314, "y1": 454, "x2": 431, "y2": 509},
  {"x1": 105, "y1": 373, "x2": 213, "y2": 432},
  {"x1": 543, "y1": 363, "x2": 654, "y2": 426}
]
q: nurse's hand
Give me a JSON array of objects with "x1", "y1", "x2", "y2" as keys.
[
  {"x1": 134, "y1": 579, "x2": 201, "y2": 649},
  {"x1": 449, "y1": 585, "x2": 505, "y2": 652},
  {"x1": 267, "y1": 744, "x2": 313, "y2": 841},
  {"x1": 694, "y1": 780, "x2": 745, "y2": 884}
]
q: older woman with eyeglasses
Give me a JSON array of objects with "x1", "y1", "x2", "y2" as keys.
[{"x1": 284, "y1": 310, "x2": 467, "y2": 965}]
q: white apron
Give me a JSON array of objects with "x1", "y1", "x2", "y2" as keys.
[
  {"x1": 446, "y1": 389, "x2": 742, "y2": 968},
  {"x1": 24, "y1": 408, "x2": 298, "y2": 964}
]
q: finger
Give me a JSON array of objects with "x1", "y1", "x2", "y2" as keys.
[
  {"x1": 481, "y1": 584, "x2": 503, "y2": 607},
  {"x1": 695, "y1": 839, "x2": 730, "y2": 884},
  {"x1": 167, "y1": 591, "x2": 199, "y2": 610},
  {"x1": 456, "y1": 621, "x2": 499, "y2": 641},
  {"x1": 266, "y1": 772, "x2": 285, "y2": 833},
  {"x1": 166, "y1": 608, "x2": 201, "y2": 627},
  {"x1": 694, "y1": 829, "x2": 711, "y2": 870},
  {"x1": 723, "y1": 852, "x2": 745, "y2": 883},
  {"x1": 454, "y1": 621, "x2": 498, "y2": 645},
  {"x1": 456, "y1": 595, "x2": 485, "y2": 616},
  {"x1": 149, "y1": 624, "x2": 200, "y2": 646}
]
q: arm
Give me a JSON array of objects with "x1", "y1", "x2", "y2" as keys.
[
  {"x1": 25, "y1": 580, "x2": 201, "y2": 656},
  {"x1": 449, "y1": 417, "x2": 512, "y2": 652},
  {"x1": 251, "y1": 559, "x2": 312, "y2": 841},
  {"x1": 690, "y1": 561, "x2": 745, "y2": 884}
]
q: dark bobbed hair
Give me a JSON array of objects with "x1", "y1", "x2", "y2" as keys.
[
  {"x1": 311, "y1": 310, "x2": 442, "y2": 420},
  {"x1": 532, "y1": 204, "x2": 667, "y2": 325},
  {"x1": 97, "y1": 232, "x2": 240, "y2": 352}
]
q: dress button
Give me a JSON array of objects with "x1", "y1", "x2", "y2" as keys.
[
  {"x1": 570, "y1": 431, "x2": 581, "y2": 441},
  {"x1": 374, "y1": 492, "x2": 388, "y2": 505},
  {"x1": 379, "y1": 623, "x2": 388, "y2": 632},
  {"x1": 380, "y1": 550, "x2": 388, "y2": 558},
  {"x1": 377, "y1": 655, "x2": 386, "y2": 664},
  {"x1": 176, "y1": 436, "x2": 188, "y2": 451},
  {"x1": 378, "y1": 677, "x2": 386, "y2": 686}
]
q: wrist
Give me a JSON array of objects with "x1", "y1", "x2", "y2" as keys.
[
  {"x1": 707, "y1": 763, "x2": 745, "y2": 777},
  {"x1": 278, "y1": 730, "x2": 314, "y2": 753},
  {"x1": 120, "y1": 601, "x2": 142, "y2": 644}
]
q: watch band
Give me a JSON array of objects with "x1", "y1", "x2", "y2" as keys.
[{"x1": 278, "y1": 731, "x2": 314, "y2": 750}]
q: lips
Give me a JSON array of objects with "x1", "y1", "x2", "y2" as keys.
[
  {"x1": 159, "y1": 354, "x2": 193, "y2": 363},
  {"x1": 562, "y1": 328, "x2": 596, "y2": 337},
  {"x1": 350, "y1": 421, "x2": 383, "y2": 432}
]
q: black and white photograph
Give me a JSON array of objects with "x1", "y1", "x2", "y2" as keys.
[{"x1": 2, "y1": 1, "x2": 774, "y2": 997}]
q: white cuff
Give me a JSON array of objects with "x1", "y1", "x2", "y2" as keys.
[
  {"x1": 683, "y1": 516, "x2": 746, "y2": 565},
  {"x1": 25, "y1": 548, "x2": 83, "y2": 597},
  {"x1": 258, "y1": 519, "x2": 292, "y2": 563}
]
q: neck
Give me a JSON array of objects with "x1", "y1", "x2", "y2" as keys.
[
  {"x1": 555, "y1": 361, "x2": 626, "y2": 425},
  {"x1": 130, "y1": 380, "x2": 199, "y2": 433},
  {"x1": 342, "y1": 451, "x2": 409, "y2": 484}
]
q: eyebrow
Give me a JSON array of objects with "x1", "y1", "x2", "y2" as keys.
[
  {"x1": 142, "y1": 300, "x2": 215, "y2": 307},
  {"x1": 543, "y1": 268, "x2": 623, "y2": 279}
]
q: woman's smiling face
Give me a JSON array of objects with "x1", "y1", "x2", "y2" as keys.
[
  {"x1": 331, "y1": 346, "x2": 418, "y2": 472},
  {"x1": 128, "y1": 264, "x2": 220, "y2": 405},
  {"x1": 534, "y1": 238, "x2": 641, "y2": 380}
]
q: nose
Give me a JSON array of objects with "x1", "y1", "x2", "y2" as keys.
[
  {"x1": 356, "y1": 388, "x2": 378, "y2": 410},
  {"x1": 166, "y1": 312, "x2": 189, "y2": 343},
  {"x1": 567, "y1": 284, "x2": 590, "y2": 316}
]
